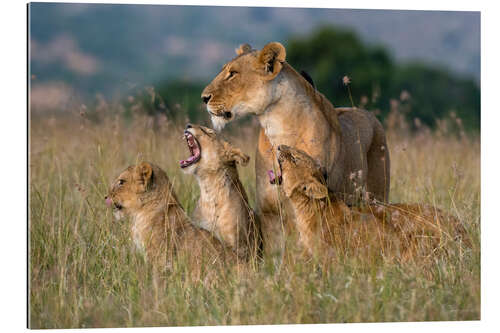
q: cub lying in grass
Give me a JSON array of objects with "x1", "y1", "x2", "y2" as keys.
[
  {"x1": 105, "y1": 162, "x2": 235, "y2": 271},
  {"x1": 180, "y1": 124, "x2": 262, "y2": 261},
  {"x1": 276, "y1": 144, "x2": 466, "y2": 261}
]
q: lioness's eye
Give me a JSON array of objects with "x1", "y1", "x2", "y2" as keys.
[
  {"x1": 227, "y1": 71, "x2": 237, "y2": 80},
  {"x1": 118, "y1": 179, "x2": 125, "y2": 186}
]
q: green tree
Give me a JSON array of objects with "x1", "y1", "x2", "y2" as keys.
[
  {"x1": 390, "y1": 63, "x2": 480, "y2": 130},
  {"x1": 286, "y1": 26, "x2": 394, "y2": 112}
]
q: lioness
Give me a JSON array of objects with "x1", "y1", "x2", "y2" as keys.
[
  {"x1": 105, "y1": 162, "x2": 234, "y2": 271},
  {"x1": 180, "y1": 124, "x2": 262, "y2": 261},
  {"x1": 276, "y1": 144, "x2": 466, "y2": 260},
  {"x1": 201, "y1": 42, "x2": 390, "y2": 254}
]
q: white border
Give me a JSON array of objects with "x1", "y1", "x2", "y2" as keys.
[{"x1": 1, "y1": 0, "x2": 497, "y2": 332}]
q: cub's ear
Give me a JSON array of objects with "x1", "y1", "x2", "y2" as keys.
[
  {"x1": 137, "y1": 162, "x2": 153, "y2": 188},
  {"x1": 258, "y1": 42, "x2": 286, "y2": 79},
  {"x1": 223, "y1": 142, "x2": 250, "y2": 166},
  {"x1": 235, "y1": 43, "x2": 252, "y2": 55},
  {"x1": 302, "y1": 177, "x2": 328, "y2": 200}
]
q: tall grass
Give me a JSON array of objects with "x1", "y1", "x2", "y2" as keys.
[{"x1": 29, "y1": 107, "x2": 480, "y2": 328}]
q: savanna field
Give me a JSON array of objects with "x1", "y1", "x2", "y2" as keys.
[{"x1": 29, "y1": 104, "x2": 480, "y2": 328}]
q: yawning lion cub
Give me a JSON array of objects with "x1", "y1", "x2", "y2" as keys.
[
  {"x1": 180, "y1": 124, "x2": 262, "y2": 261},
  {"x1": 105, "y1": 162, "x2": 235, "y2": 270},
  {"x1": 276, "y1": 145, "x2": 466, "y2": 261}
]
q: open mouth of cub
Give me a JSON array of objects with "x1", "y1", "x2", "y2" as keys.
[
  {"x1": 180, "y1": 131, "x2": 201, "y2": 168},
  {"x1": 106, "y1": 196, "x2": 123, "y2": 210}
]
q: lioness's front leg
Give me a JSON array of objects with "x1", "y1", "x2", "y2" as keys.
[{"x1": 255, "y1": 130, "x2": 291, "y2": 257}]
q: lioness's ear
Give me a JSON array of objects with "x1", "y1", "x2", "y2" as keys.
[
  {"x1": 302, "y1": 177, "x2": 328, "y2": 200},
  {"x1": 223, "y1": 142, "x2": 250, "y2": 166},
  {"x1": 235, "y1": 43, "x2": 252, "y2": 55},
  {"x1": 137, "y1": 162, "x2": 153, "y2": 188},
  {"x1": 258, "y1": 42, "x2": 286, "y2": 79}
]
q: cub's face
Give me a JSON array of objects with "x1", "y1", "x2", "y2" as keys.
[
  {"x1": 201, "y1": 42, "x2": 287, "y2": 131},
  {"x1": 180, "y1": 124, "x2": 249, "y2": 174},
  {"x1": 277, "y1": 145, "x2": 328, "y2": 200},
  {"x1": 105, "y1": 162, "x2": 154, "y2": 220}
]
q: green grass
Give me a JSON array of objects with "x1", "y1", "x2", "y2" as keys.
[{"x1": 29, "y1": 113, "x2": 480, "y2": 328}]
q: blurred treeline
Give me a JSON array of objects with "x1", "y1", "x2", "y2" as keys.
[{"x1": 127, "y1": 26, "x2": 480, "y2": 131}]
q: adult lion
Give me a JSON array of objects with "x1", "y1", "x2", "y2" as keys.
[{"x1": 201, "y1": 42, "x2": 390, "y2": 255}]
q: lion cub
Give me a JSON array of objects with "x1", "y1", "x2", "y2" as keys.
[
  {"x1": 105, "y1": 162, "x2": 234, "y2": 270},
  {"x1": 180, "y1": 124, "x2": 262, "y2": 260},
  {"x1": 276, "y1": 144, "x2": 465, "y2": 260}
]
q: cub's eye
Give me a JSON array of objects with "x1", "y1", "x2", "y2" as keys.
[
  {"x1": 118, "y1": 179, "x2": 125, "y2": 186},
  {"x1": 226, "y1": 71, "x2": 238, "y2": 80}
]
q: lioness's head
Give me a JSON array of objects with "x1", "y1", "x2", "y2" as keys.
[
  {"x1": 276, "y1": 145, "x2": 328, "y2": 201},
  {"x1": 105, "y1": 162, "x2": 168, "y2": 220},
  {"x1": 180, "y1": 124, "x2": 249, "y2": 174},
  {"x1": 201, "y1": 42, "x2": 286, "y2": 131}
]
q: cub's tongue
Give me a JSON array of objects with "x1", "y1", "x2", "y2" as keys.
[
  {"x1": 268, "y1": 170, "x2": 282, "y2": 185},
  {"x1": 180, "y1": 131, "x2": 201, "y2": 168},
  {"x1": 180, "y1": 155, "x2": 197, "y2": 168}
]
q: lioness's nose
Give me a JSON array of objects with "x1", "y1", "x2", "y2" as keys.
[{"x1": 201, "y1": 94, "x2": 212, "y2": 104}]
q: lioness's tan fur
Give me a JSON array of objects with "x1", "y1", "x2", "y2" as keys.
[
  {"x1": 201, "y1": 42, "x2": 390, "y2": 254},
  {"x1": 106, "y1": 162, "x2": 235, "y2": 272},
  {"x1": 276, "y1": 145, "x2": 466, "y2": 261},
  {"x1": 181, "y1": 125, "x2": 262, "y2": 260}
]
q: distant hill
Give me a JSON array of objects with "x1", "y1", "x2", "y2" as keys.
[{"x1": 29, "y1": 3, "x2": 480, "y2": 98}]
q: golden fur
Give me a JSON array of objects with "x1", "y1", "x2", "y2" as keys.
[
  {"x1": 276, "y1": 145, "x2": 466, "y2": 261},
  {"x1": 181, "y1": 125, "x2": 262, "y2": 260},
  {"x1": 201, "y1": 42, "x2": 390, "y2": 254},
  {"x1": 105, "y1": 162, "x2": 235, "y2": 271}
]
